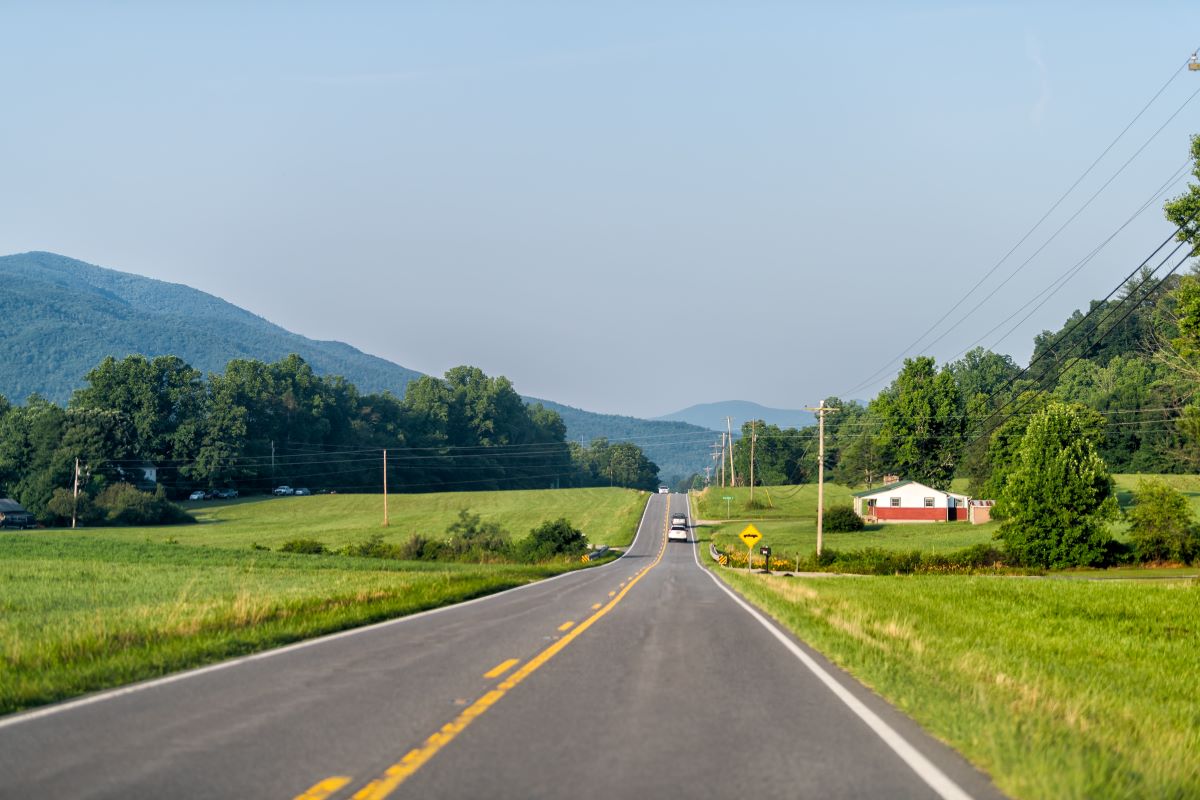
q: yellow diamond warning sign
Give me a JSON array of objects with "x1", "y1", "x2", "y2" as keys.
[{"x1": 738, "y1": 524, "x2": 763, "y2": 548}]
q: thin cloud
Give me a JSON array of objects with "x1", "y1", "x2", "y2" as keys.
[{"x1": 1025, "y1": 31, "x2": 1051, "y2": 126}]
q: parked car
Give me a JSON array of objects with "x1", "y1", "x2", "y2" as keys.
[
  {"x1": 273, "y1": 486, "x2": 294, "y2": 496},
  {"x1": 214, "y1": 488, "x2": 239, "y2": 500},
  {"x1": 293, "y1": 488, "x2": 311, "y2": 496},
  {"x1": 668, "y1": 524, "x2": 689, "y2": 542},
  {"x1": 188, "y1": 490, "x2": 208, "y2": 501}
]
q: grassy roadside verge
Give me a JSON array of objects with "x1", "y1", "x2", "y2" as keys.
[
  {"x1": 699, "y1": 545, "x2": 1200, "y2": 799},
  {"x1": 0, "y1": 534, "x2": 598, "y2": 716}
]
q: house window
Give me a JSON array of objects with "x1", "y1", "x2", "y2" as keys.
[
  {"x1": 889, "y1": 497, "x2": 901, "y2": 507},
  {"x1": 924, "y1": 497, "x2": 934, "y2": 508}
]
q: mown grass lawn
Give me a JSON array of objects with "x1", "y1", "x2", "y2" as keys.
[
  {"x1": 0, "y1": 487, "x2": 647, "y2": 715},
  {"x1": 0, "y1": 534, "x2": 591, "y2": 715},
  {"x1": 710, "y1": 557, "x2": 1200, "y2": 799},
  {"x1": 111, "y1": 486, "x2": 648, "y2": 550}
]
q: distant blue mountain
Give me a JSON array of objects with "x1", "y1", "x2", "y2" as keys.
[{"x1": 655, "y1": 400, "x2": 815, "y2": 432}]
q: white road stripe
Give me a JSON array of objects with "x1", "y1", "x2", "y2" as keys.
[
  {"x1": 0, "y1": 494, "x2": 658, "y2": 731},
  {"x1": 687, "y1": 501, "x2": 974, "y2": 800}
]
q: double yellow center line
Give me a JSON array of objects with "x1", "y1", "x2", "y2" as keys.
[{"x1": 318, "y1": 499, "x2": 672, "y2": 800}]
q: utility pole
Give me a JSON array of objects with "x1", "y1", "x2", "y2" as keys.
[
  {"x1": 719, "y1": 433, "x2": 726, "y2": 488},
  {"x1": 749, "y1": 420, "x2": 757, "y2": 502},
  {"x1": 726, "y1": 416, "x2": 736, "y2": 487},
  {"x1": 72, "y1": 457, "x2": 80, "y2": 529},
  {"x1": 804, "y1": 400, "x2": 839, "y2": 557},
  {"x1": 382, "y1": 449, "x2": 389, "y2": 527},
  {"x1": 270, "y1": 440, "x2": 276, "y2": 483},
  {"x1": 704, "y1": 465, "x2": 712, "y2": 486}
]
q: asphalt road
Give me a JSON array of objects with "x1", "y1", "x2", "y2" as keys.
[{"x1": 0, "y1": 494, "x2": 1005, "y2": 799}]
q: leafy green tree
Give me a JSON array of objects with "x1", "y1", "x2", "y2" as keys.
[
  {"x1": 732, "y1": 420, "x2": 813, "y2": 486},
  {"x1": 836, "y1": 430, "x2": 883, "y2": 488},
  {"x1": 869, "y1": 357, "x2": 964, "y2": 489},
  {"x1": 517, "y1": 517, "x2": 587, "y2": 562},
  {"x1": 996, "y1": 402, "x2": 1117, "y2": 568},
  {"x1": 947, "y1": 347, "x2": 1019, "y2": 401},
  {"x1": 1126, "y1": 479, "x2": 1199, "y2": 563}
]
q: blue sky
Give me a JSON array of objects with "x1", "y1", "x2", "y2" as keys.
[{"x1": 2, "y1": 2, "x2": 1198, "y2": 416}]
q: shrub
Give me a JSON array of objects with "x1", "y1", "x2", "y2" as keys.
[
  {"x1": 517, "y1": 518, "x2": 587, "y2": 562},
  {"x1": 46, "y1": 487, "x2": 102, "y2": 526},
  {"x1": 343, "y1": 534, "x2": 403, "y2": 559},
  {"x1": 443, "y1": 510, "x2": 511, "y2": 561},
  {"x1": 279, "y1": 538, "x2": 328, "y2": 555},
  {"x1": 1126, "y1": 479, "x2": 1200, "y2": 564},
  {"x1": 823, "y1": 504, "x2": 864, "y2": 532},
  {"x1": 93, "y1": 483, "x2": 194, "y2": 526}
]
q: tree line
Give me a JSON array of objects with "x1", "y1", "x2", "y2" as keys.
[{"x1": 0, "y1": 355, "x2": 660, "y2": 524}]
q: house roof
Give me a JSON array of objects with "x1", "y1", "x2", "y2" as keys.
[
  {"x1": 0, "y1": 498, "x2": 29, "y2": 513},
  {"x1": 852, "y1": 480, "x2": 915, "y2": 497},
  {"x1": 852, "y1": 480, "x2": 969, "y2": 500}
]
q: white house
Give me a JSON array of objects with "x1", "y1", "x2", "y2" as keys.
[{"x1": 853, "y1": 480, "x2": 971, "y2": 523}]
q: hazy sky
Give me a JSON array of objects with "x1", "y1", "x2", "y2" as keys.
[{"x1": 2, "y1": 2, "x2": 1198, "y2": 417}]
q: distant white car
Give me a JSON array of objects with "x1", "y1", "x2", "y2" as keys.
[
  {"x1": 668, "y1": 524, "x2": 688, "y2": 542},
  {"x1": 658, "y1": 485, "x2": 670, "y2": 494},
  {"x1": 293, "y1": 488, "x2": 311, "y2": 496},
  {"x1": 273, "y1": 486, "x2": 294, "y2": 496},
  {"x1": 188, "y1": 490, "x2": 207, "y2": 501},
  {"x1": 671, "y1": 513, "x2": 687, "y2": 527}
]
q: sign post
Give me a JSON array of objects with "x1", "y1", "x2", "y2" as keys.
[
  {"x1": 739, "y1": 524, "x2": 762, "y2": 573},
  {"x1": 723, "y1": 495, "x2": 732, "y2": 519}
]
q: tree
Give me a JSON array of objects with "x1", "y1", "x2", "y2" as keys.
[
  {"x1": 1126, "y1": 479, "x2": 1199, "y2": 564},
  {"x1": 869, "y1": 357, "x2": 964, "y2": 489},
  {"x1": 996, "y1": 402, "x2": 1117, "y2": 568},
  {"x1": 837, "y1": 430, "x2": 883, "y2": 488}
]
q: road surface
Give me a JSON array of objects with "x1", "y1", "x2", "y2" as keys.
[{"x1": 0, "y1": 494, "x2": 1003, "y2": 799}]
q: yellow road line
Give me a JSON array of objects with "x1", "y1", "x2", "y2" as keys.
[
  {"x1": 482, "y1": 658, "x2": 519, "y2": 679},
  {"x1": 608, "y1": 591, "x2": 616, "y2": 597},
  {"x1": 591, "y1": 603, "x2": 601, "y2": 610},
  {"x1": 293, "y1": 775, "x2": 351, "y2": 800},
  {"x1": 347, "y1": 501, "x2": 671, "y2": 800},
  {"x1": 557, "y1": 621, "x2": 574, "y2": 632}
]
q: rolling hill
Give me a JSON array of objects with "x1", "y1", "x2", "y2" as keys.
[
  {"x1": 0, "y1": 251, "x2": 710, "y2": 482},
  {"x1": 655, "y1": 400, "x2": 815, "y2": 431}
]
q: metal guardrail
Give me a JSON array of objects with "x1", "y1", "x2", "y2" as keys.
[
  {"x1": 581, "y1": 545, "x2": 610, "y2": 563},
  {"x1": 709, "y1": 542, "x2": 729, "y2": 566}
]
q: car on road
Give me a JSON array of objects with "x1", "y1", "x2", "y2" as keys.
[
  {"x1": 668, "y1": 524, "x2": 688, "y2": 542},
  {"x1": 658, "y1": 485, "x2": 670, "y2": 494},
  {"x1": 293, "y1": 488, "x2": 311, "y2": 496},
  {"x1": 188, "y1": 490, "x2": 209, "y2": 501},
  {"x1": 273, "y1": 486, "x2": 294, "y2": 496},
  {"x1": 214, "y1": 488, "x2": 239, "y2": 500},
  {"x1": 671, "y1": 512, "x2": 687, "y2": 527}
]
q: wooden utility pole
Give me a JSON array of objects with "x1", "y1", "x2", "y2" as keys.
[
  {"x1": 382, "y1": 449, "x2": 389, "y2": 527},
  {"x1": 719, "y1": 433, "x2": 726, "y2": 488},
  {"x1": 726, "y1": 416, "x2": 736, "y2": 487},
  {"x1": 72, "y1": 457, "x2": 80, "y2": 529},
  {"x1": 749, "y1": 420, "x2": 757, "y2": 502},
  {"x1": 804, "y1": 400, "x2": 839, "y2": 557}
]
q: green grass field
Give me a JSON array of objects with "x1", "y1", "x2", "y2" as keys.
[
  {"x1": 0, "y1": 487, "x2": 648, "y2": 715},
  {"x1": 122, "y1": 486, "x2": 647, "y2": 550},
  {"x1": 706, "y1": 551, "x2": 1200, "y2": 799}
]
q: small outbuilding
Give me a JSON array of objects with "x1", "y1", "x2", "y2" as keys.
[
  {"x1": 0, "y1": 498, "x2": 35, "y2": 529},
  {"x1": 853, "y1": 480, "x2": 970, "y2": 523}
]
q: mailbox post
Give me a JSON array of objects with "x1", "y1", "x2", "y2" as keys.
[{"x1": 760, "y1": 545, "x2": 772, "y2": 574}]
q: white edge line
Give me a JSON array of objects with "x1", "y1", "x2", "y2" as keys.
[
  {"x1": 0, "y1": 493, "x2": 658, "y2": 731},
  {"x1": 687, "y1": 501, "x2": 974, "y2": 800}
]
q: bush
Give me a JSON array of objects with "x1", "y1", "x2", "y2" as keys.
[
  {"x1": 1126, "y1": 479, "x2": 1200, "y2": 564},
  {"x1": 279, "y1": 538, "x2": 328, "y2": 555},
  {"x1": 342, "y1": 534, "x2": 403, "y2": 559},
  {"x1": 93, "y1": 483, "x2": 194, "y2": 526},
  {"x1": 443, "y1": 510, "x2": 511, "y2": 561},
  {"x1": 46, "y1": 487, "x2": 102, "y2": 526},
  {"x1": 823, "y1": 504, "x2": 864, "y2": 532},
  {"x1": 517, "y1": 518, "x2": 587, "y2": 562}
]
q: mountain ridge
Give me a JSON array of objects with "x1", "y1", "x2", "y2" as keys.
[
  {"x1": 656, "y1": 399, "x2": 815, "y2": 431},
  {"x1": 0, "y1": 251, "x2": 710, "y2": 481}
]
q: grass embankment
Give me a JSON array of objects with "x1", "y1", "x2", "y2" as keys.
[
  {"x1": 0, "y1": 488, "x2": 646, "y2": 715},
  {"x1": 712, "y1": 563, "x2": 1200, "y2": 799}
]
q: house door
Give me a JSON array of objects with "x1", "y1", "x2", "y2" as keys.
[{"x1": 947, "y1": 496, "x2": 956, "y2": 521}]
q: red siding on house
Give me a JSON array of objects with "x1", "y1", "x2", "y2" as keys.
[{"x1": 874, "y1": 507, "x2": 967, "y2": 521}]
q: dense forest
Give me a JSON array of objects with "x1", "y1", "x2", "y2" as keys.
[{"x1": 0, "y1": 355, "x2": 661, "y2": 524}]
